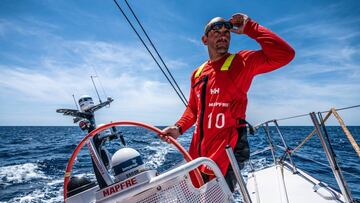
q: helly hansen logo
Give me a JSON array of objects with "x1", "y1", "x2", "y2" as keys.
[{"x1": 210, "y1": 88, "x2": 220, "y2": 94}]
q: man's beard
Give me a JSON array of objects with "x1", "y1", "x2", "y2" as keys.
[
  {"x1": 216, "y1": 46, "x2": 229, "y2": 54},
  {"x1": 215, "y1": 39, "x2": 229, "y2": 54}
]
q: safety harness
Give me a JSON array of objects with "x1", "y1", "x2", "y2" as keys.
[{"x1": 194, "y1": 54, "x2": 255, "y2": 135}]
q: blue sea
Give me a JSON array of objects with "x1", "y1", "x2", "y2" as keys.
[{"x1": 0, "y1": 125, "x2": 359, "y2": 202}]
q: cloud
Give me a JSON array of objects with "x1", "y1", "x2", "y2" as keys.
[
  {"x1": 0, "y1": 67, "x2": 72, "y2": 102},
  {"x1": 270, "y1": 2, "x2": 359, "y2": 46},
  {"x1": 0, "y1": 19, "x2": 10, "y2": 37},
  {"x1": 0, "y1": 15, "x2": 192, "y2": 125},
  {"x1": 281, "y1": 22, "x2": 358, "y2": 43},
  {"x1": 63, "y1": 41, "x2": 156, "y2": 71},
  {"x1": 266, "y1": 14, "x2": 303, "y2": 26},
  {"x1": 298, "y1": 46, "x2": 358, "y2": 63},
  {"x1": 268, "y1": 4, "x2": 360, "y2": 83},
  {"x1": 0, "y1": 63, "x2": 185, "y2": 125},
  {"x1": 184, "y1": 37, "x2": 202, "y2": 47},
  {"x1": 247, "y1": 75, "x2": 360, "y2": 126},
  {"x1": 0, "y1": 37, "x2": 189, "y2": 125},
  {"x1": 0, "y1": 18, "x2": 59, "y2": 39}
]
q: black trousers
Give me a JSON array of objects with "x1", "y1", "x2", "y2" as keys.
[
  {"x1": 201, "y1": 126, "x2": 250, "y2": 192},
  {"x1": 225, "y1": 126, "x2": 250, "y2": 192}
]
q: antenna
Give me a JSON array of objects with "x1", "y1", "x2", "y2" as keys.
[
  {"x1": 72, "y1": 94, "x2": 79, "y2": 110},
  {"x1": 91, "y1": 75, "x2": 102, "y2": 104},
  {"x1": 90, "y1": 64, "x2": 108, "y2": 100}
]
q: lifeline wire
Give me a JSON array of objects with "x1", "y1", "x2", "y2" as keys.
[
  {"x1": 113, "y1": 0, "x2": 188, "y2": 106},
  {"x1": 276, "y1": 104, "x2": 360, "y2": 122}
]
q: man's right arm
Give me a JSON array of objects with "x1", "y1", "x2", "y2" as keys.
[{"x1": 161, "y1": 74, "x2": 198, "y2": 141}]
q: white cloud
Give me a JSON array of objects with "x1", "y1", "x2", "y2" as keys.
[
  {"x1": 0, "y1": 18, "x2": 59, "y2": 39},
  {"x1": 0, "y1": 39, "x2": 189, "y2": 125},
  {"x1": 184, "y1": 37, "x2": 202, "y2": 47},
  {"x1": 298, "y1": 46, "x2": 358, "y2": 63},
  {"x1": 0, "y1": 67, "x2": 71, "y2": 102},
  {"x1": 266, "y1": 14, "x2": 303, "y2": 26},
  {"x1": 247, "y1": 75, "x2": 360, "y2": 126},
  {"x1": 273, "y1": 2, "x2": 359, "y2": 46},
  {"x1": 0, "y1": 19, "x2": 10, "y2": 37},
  {"x1": 61, "y1": 41, "x2": 156, "y2": 71},
  {"x1": 0, "y1": 15, "x2": 191, "y2": 125}
]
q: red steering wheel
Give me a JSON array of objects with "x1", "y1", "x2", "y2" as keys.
[{"x1": 63, "y1": 121, "x2": 204, "y2": 201}]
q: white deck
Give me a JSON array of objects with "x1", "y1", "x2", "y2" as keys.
[{"x1": 246, "y1": 163, "x2": 345, "y2": 203}]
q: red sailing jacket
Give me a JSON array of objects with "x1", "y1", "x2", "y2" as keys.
[{"x1": 176, "y1": 20, "x2": 295, "y2": 176}]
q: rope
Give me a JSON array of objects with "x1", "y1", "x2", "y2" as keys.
[
  {"x1": 248, "y1": 160, "x2": 261, "y2": 203},
  {"x1": 279, "y1": 163, "x2": 289, "y2": 203},
  {"x1": 318, "y1": 112, "x2": 338, "y2": 162},
  {"x1": 331, "y1": 108, "x2": 360, "y2": 159},
  {"x1": 291, "y1": 130, "x2": 316, "y2": 154},
  {"x1": 275, "y1": 164, "x2": 284, "y2": 203},
  {"x1": 113, "y1": 0, "x2": 188, "y2": 106}
]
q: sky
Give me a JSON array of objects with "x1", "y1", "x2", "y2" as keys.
[{"x1": 0, "y1": 0, "x2": 359, "y2": 126}]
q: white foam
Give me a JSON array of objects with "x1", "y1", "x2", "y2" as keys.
[
  {"x1": 144, "y1": 141, "x2": 175, "y2": 169},
  {"x1": 9, "y1": 189, "x2": 46, "y2": 203},
  {"x1": 8, "y1": 187, "x2": 63, "y2": 203},
  {"x1": 0, "y1": 163, "x2": 48, "y2": 184},
  {"x1": 7, "y1": 177, "x2": 64, "y2": 203},
  {"x1": 46, "y1": 178, "x2": 63, "y2": 186},
  {"x1": 249, "y1": 157, "x2": 272, "y2": 171},
  {"x1": 7, "y1": 171, "x2": 99, "y2": 203}
]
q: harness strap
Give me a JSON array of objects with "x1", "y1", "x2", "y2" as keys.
[
  {"x1": 220, "y1": 54, "x2": 235, "y2": 71},
  {"x1": 194, "y1": 62, "x2": 207, "y2": 78},
  {"x1": 194, "y1": 54, "x2": 236, "y2": 78},
  {"x1": 237, "y1": 119, "x2": 255, "y2": 135}
]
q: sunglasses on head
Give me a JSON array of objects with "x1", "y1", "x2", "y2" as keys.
[{"x1": 205, "y1": 21, "x2": 233, "y2": 36}]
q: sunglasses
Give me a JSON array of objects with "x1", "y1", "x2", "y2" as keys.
[{"x1": 205, "y1": 21, "x2": 233, "y2": 36}]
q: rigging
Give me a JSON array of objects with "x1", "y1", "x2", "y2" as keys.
[
  {"x1": 113, "y1": 0, "x2": 188, "y2": 106},
  {"x1": 123, "y1": 0, "x2": 188, "y2": 104}
]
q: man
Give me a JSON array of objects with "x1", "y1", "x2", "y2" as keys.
[{"x1": 161, "y1": 13, "x2": 295, "y2": 191}]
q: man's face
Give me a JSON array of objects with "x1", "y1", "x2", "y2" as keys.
[{"x1": 202, "y1": 19, "x2": 231, "y2": 55}]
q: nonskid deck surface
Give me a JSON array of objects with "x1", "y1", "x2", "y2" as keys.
[{"x1": 246, "y1": 164, "x2": 345, "y2": 203}]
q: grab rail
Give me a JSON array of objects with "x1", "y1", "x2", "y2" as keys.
[{"x1": 251, "y1": 106, "x2": 359, "y2": 203}]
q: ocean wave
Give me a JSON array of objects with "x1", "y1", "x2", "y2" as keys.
[
  {"x1": 7, "y1": 178, "x2": 63, "y2": 203},
  {"x1": 0, "y1": 163, "x2": 48, "y2": 185},
  {"x1": 6, "y1": 174, "x2": 94, "y2": 203}
]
